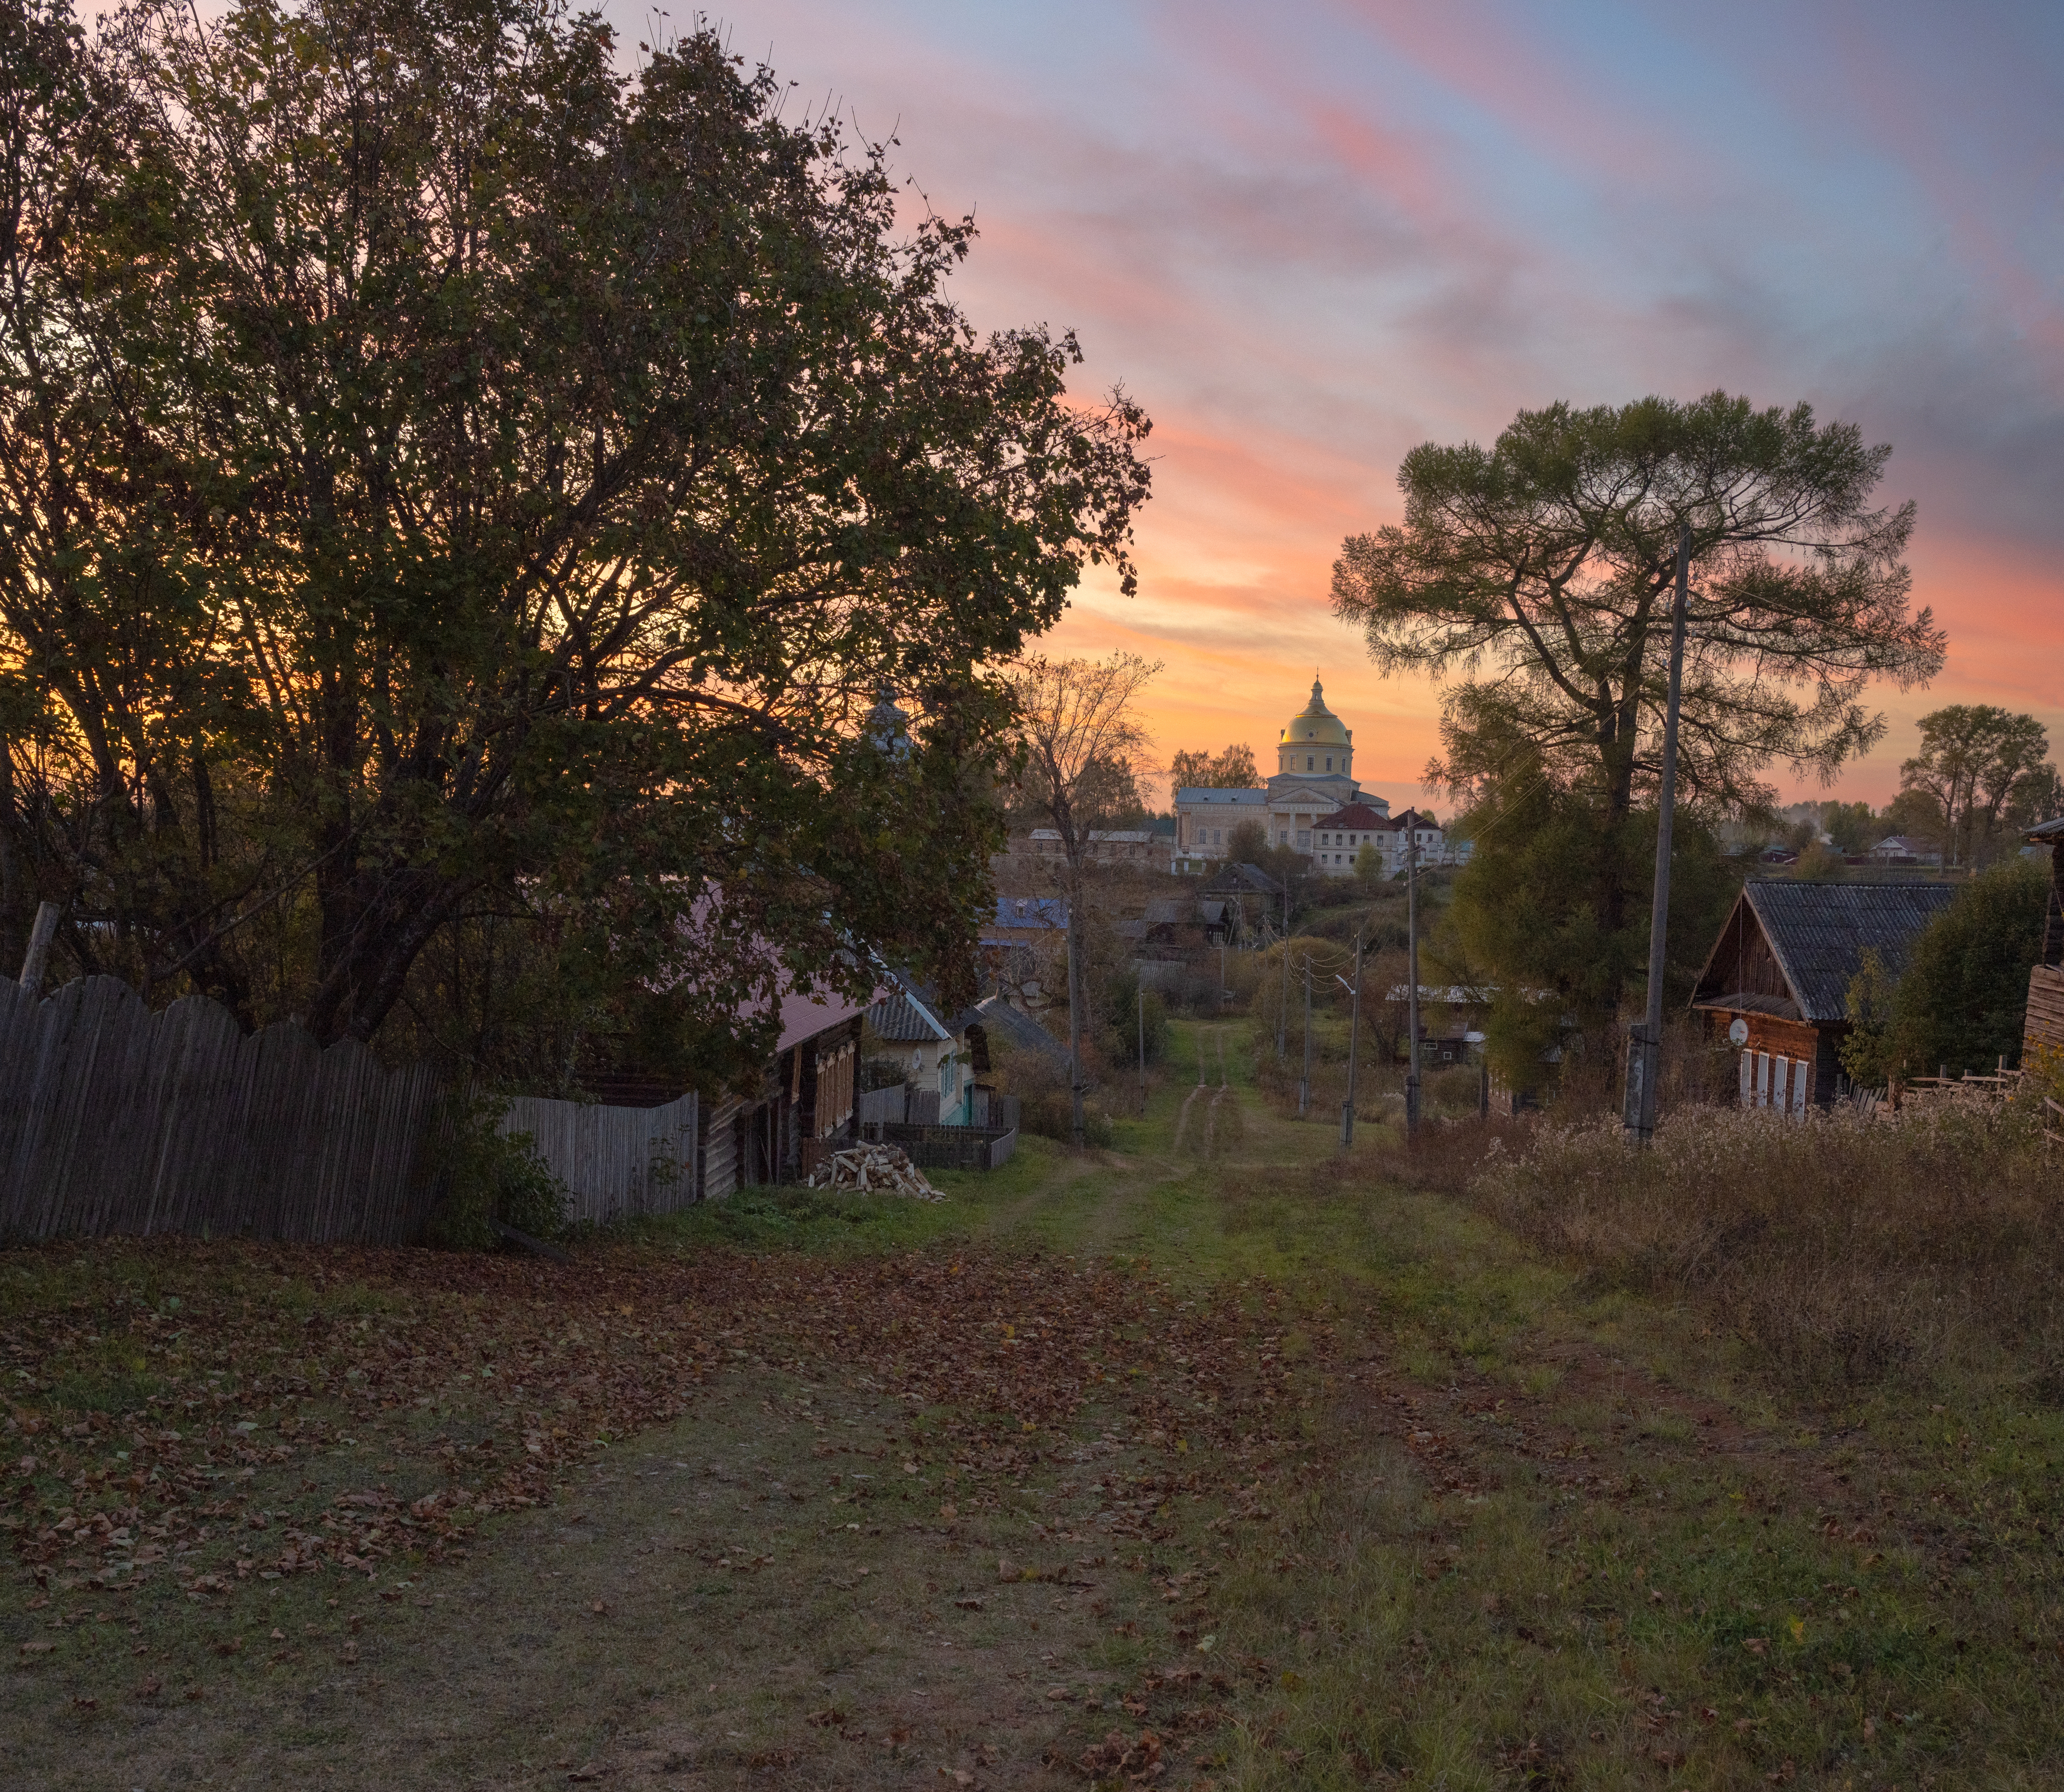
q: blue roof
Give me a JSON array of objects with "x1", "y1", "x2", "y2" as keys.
[
  {"x1": 1174, "y1": 787, "x2": 1266, "y2": 804},
  {"x1": 986, "y1": 896, "x2": 1067, "y2": 930}
]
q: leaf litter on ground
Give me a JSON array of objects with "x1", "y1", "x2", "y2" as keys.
[{"x1": 1, "y1": 1237, "x2": 1335, "y2": 1629}]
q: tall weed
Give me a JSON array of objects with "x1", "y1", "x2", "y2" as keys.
[{"x1": 1468, "y1": 1103, "x2": 2062, "y2": 1392}]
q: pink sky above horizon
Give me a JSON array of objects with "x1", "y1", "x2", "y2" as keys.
[{"x1": 635, "y1": 0, "x2": 2064, "y2": 816}]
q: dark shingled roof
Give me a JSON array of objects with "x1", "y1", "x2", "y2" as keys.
[
  {"x1": 1736, "y1": 880, "x2": 1960, "y2": 1024},
  {"x1": 1199, "y1": 862, "x2": 1283, "y2": 897},
  {"x1": 973, "y1": 994, "x2": 1067, "y2": 1061},
  {"x1": 865, "y1": 987, "x2": 953, "y2": 1044},
  {"x1": 2025, "y1": 815, "x2": 2064, "y2": 844}
]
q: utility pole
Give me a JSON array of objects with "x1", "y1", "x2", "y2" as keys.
[
  {"x1": 1276, "y1": 896, "x2": 1290, "y2": 1063},
  {"x1": 1624, "y1": 519, "x2": 1691, "y2": 1144},
  {"x1": 1406, "y1": 833, "x2": 1422, "y2": 1138},
  {"x1": 1137, "y1": 981, "x2": 1147, "y2": 1116},
  {"x1": 1299, "y1": 955, "x2": 1312, "y2": 1117},
  {"x1": 1339, "y1": 925, "x2": 1363, "y2": 1148}
]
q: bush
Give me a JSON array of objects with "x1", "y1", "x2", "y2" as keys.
[
  {"x1": 985, "y1": 1031, "x2": 1116, "y2": 1147},
  {"x1": 426, "y1": 1096, "x2": 571, "y2": 1250},
  {"x1": 1468, "y1": 1102, "x2": 2059, "y2": 1390},
  {"x1": 1889, "y1": 857, "x2": 2048, "y2": 1076},
  {"x1": 1102, "y1": 973, "x2": 1171, "y2": 1068},
  {"x1": 1422, "y1": 1063, "x2": 1484, "y2": 1116}
]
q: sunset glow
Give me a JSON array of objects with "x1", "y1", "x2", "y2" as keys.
[{"x1": 660, "y1": 0, "x2": 2064, "y2": 813}]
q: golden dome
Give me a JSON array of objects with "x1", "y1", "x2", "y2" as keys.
[{"x1": 1280, "y1": 677, "x2": 1349, "y2": 749}]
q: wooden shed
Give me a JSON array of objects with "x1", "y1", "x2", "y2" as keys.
[{"x1": 1690, "y1": 880, "x2": 1959, "y2": 1110}]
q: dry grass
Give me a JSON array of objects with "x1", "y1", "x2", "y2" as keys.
[{"x1": 1468, "y1": 1100, "x2": 2064, "y2": 1392}]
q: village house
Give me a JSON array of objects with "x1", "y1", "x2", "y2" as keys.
[
  {"x1": 1866, "y1": 834, "x2": 1943, "y2": 866},
  {"x1": 654, "y1": 984, "x2": 869, "y2": 1198},
  {"x1": 1690, "y1": 880, "x2": 1960, "y2": 1111},
  {"x1": 979, "y1": 895, "x2": 1067, "y2": 1010},
  {"x1": 861, "y1": 978, "x2": 982, "y2": 1127},
  {"x1": 1021, "y1": 827, "x2": 1162, "y2": 866},
  {"x1": 1308, "y1": 804, "x2": 1465, "y2": 876}
]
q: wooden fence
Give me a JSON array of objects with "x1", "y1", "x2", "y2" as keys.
[
  {"x1": 498, "y1": 1091, "x2": 699, "y2": 1227},
  {"x1": 0, "y1": 976, "x2": 448, "y2": 1244},
  {"x1": 2026, "y1": 965, "x2": 2064, "y2": 1057},
  {"x1": 871, "y1": 1122, "x2": 1019, "y2": 1172}
]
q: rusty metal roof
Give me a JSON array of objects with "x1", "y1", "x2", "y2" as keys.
[{"x1": 1734, "y1": 880, "x2": 1960, "y2": 1024}]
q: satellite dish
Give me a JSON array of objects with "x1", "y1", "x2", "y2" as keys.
[{"x1": 1728, "y1": 1018, "x2": 1749, "y2": 1045}]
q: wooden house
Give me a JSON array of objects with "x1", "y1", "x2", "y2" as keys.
[
  {"x1": 861, "y1": 978, "x2": 985, "y2": 1128},
  {"x1": 1690, "y1": 880, "x2": 1958, "y2": 1110}
]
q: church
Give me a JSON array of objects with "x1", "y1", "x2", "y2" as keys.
[{"x1": 1174, "y1": 678, "x2": 1454, "y2": 876}]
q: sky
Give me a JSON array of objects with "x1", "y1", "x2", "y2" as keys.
[{"x1": 628, "y1": 0, "x2": 2064, "y2": 816}]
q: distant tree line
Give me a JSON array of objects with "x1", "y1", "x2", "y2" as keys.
[{"x1": 1770, "y1": 706, "x2": 2059, "y2": 872}]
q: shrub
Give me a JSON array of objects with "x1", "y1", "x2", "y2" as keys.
[
  {"x1": 427, "y1": 1095, "x2": 571, "y2": 1250},
  {"x1": 986, "y1": 1031, "x2": 1115, "y2": 1147},
  {"x1": 1890, "y1": 856, "x2": 2048, "y2": 1076}
]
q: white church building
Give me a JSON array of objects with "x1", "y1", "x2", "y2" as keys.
[{"x1": 1171, "y1": 678, "x2": 1466, "y2": 877}]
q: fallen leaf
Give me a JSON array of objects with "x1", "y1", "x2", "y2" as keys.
[{"x1": 18, "y1": 1640, "x2": 54, "y2": 1658}]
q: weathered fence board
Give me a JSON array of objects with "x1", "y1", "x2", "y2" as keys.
[
  {"x1": 855, "y1": 1085, "x2": 906, "y2": 1129},
  {"x1": 498, "y1": 1091, "x2": 699, "y2": 1227},
  {"x1": 0, "y1": 977, "x2": 448, "y2": 1244}
]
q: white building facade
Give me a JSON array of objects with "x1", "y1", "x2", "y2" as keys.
[{"x1": 1175, "y1": 679, "x2": 1470, "y2": 876}]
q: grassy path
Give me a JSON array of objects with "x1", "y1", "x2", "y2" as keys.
[{"x1": 5, "y1": 1018, "x2": 2063, "y2": 1787}]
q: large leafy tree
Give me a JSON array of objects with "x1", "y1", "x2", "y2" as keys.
[
  {"x1": 1335, "y1": 392, "x2": 1943, "y2": 1015},
  {"x1": 0, "y1": 0, "x2": 1150, "y2": 1075},
  {"x1": 1334, "y1": 394, "x2": 1942, "y2": 829},
  {"x1": 1898, "y1": 705, "x2": 2053, "y2": 869},
  {"x1": 1168, "y1": 743, "x2": 1257, "y2": 789}
]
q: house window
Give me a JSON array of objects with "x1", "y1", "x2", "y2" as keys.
[
  {"x1": 1306, "y1": 756, "x2": 1313, "y2": 770},
  {"x1": 1325, "y1": 756, "x2": 1332, "y2": 771}
]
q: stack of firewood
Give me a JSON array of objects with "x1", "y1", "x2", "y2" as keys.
[{"x1": 806, "y1": 1143, "x2": 944, "y2": 1201}]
